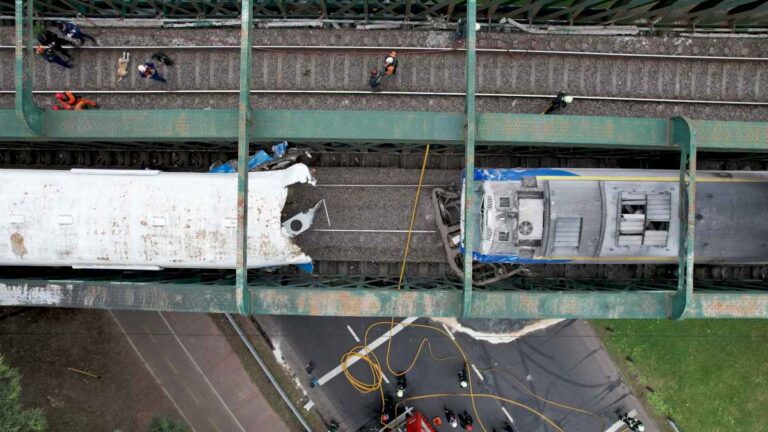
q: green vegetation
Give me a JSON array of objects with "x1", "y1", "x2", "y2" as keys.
[
  {"x1": 147, "y1": 416, "x2": 188, "y2": 432},
  {"x1": 0, "y1": 355, "x2": 47, "y2": 432},
  {"x1": 594, "y1": 319, "x2": 768, "y2": 432}
]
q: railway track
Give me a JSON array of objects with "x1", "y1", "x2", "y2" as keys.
[
  {"x1": 1, "y1": 43, "x2": 767, "y2": 116},
  {"x1": 1, "y1": 29, "x2": 767, "y2": 282},
  {"x1": 2, "y1": 151, "x2": 766, "y2": 281}
]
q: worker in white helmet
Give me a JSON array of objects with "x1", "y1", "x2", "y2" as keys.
[
  {"x1": 138, "y1": 62, "x2": 166, "y2": 83},
  {"x1": 543, "y1": 91, "x2": 573, "y2": 114},
  {"x1": 384, "y1": 51, "x2": 398, "y2": 76}
]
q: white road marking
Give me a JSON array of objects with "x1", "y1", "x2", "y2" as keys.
[
  {"x1": 143, "y1": 325, "x2": 158, "y2": 343},
  {"x1": 317, "y1": 317, "x2": 418, "y2": 386},
  {"x1": 471, "y1": 364, "x2": 484, "y2": 381},
  {"x1": 501, "y1": 407, "x2": 515, "y2": 424},
  {"x1": 186, "y1": 386, "x2": 200, "y2": 404},
  {"x1": 303, "y1": 400, "x2": 315, "y2": 411},
  {"x1": 441, "y1": 323, "x2": 456, "y2": 341},
  {"x1": 109, "y1": 311, "x2": 197, "y2": 432},
  {"x1": 605, "y1": 409, "x2": 637, "y2": 432},
  {"x1": 208, "y1": 417, "x2": 221, "y2": 432},
  {"x1": 321, "y1": 198, "x2": 331, "y2": 227},
  {"x1": 163, "y1": 355, "x2": 179, "y2": 375},
  {"x1": 346, "y1": 324, "x2": 361, "y2": 343},
  {"x1": 158, "y1": 312, "x2": 247, "y2": 432}
]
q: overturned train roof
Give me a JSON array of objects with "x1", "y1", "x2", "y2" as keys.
[{"x1": 0, "y1": 165, "x2": 315, "y2": 270}]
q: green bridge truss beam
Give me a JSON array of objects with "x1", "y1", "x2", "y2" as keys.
[
  {"x1": 235, "y1": 0, "x2": 254, "y2": 315},
  {"x1": 6, "y1": 0, "x2": 768, "y2": 28},
  {"x1": 1, "y1": 278, "x2": 767, "y2": 319},
  {"x1": 462, "y1": 0, "x2": 477, "y2": 318},
  {"x1": 1, "y1": 109, "x2": 766, "y2": 152}
]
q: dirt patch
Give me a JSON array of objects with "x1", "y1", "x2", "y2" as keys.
[{"x1": 0, "y1": 308, "x2": 181, "y2": 432}]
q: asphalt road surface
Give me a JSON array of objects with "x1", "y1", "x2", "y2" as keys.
[
  {"x1": 259, "y1": 316, "x2": 655, "y2": 432},
  {"x1": 111, "y1": 311, "x2": 289, "y2": 432}
]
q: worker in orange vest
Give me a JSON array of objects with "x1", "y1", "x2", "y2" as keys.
[
  {"x1": 384, "y1": 51, "x2": 398, "y2": 76},
  {"x1": 52, "y1": 92, "x2": 97, "y2": 110}
]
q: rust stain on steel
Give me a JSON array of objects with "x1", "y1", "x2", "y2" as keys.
[
  {"x1": 175, "y1": 114, "x2": 189, "y2": 135},
  {"x1": 518, "y1": 294, "x2": 538, "y2": 314},
  {"x1": 10, "y1": 233, "x2": 27, "y2": 257},
  {"x1": 307, "y1": 291, "x2": 383, "y2": 316},
  {"x1": 701, "y1": 298, "x2": 768, "y2": 317}
]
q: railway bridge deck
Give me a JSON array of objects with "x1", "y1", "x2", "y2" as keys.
[
  {"x1": 2, "y1": 27, "x2": 768, "y2": 119},
  {"x1": 2, "y1": 3, "x2": 768, "y2": 319}
]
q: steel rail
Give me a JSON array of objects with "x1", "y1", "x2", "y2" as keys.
[
  {"x1": 224, "y1": 313, "x2": 313, "y2": 432},
  {"x1": 1, "y1": 44, "x2": 767, "y2": 61},
  {"x1": 311, "y1": 228, "x2": 437, "y2": 233},
  {"x1": 2, "y1": 89, "x2": 766, "y2": 106},
  {"x1": 317, "y1": 184, "x2": 450, "y2": 187}
]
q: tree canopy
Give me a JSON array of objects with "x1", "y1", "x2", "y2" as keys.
[{"x1": 0, "y1": 355, "x2": 47, "y2": 432}]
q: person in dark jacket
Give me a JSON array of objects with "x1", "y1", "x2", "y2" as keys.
[
  {"x1": 57, "y1": 22, "x2": 97, "y2": 46},
  {"x1": 37, "y1": 30, "x2": 71, "y2": 60},
  {"x1": 151, "y1": 52, "x2": 175, "y2": 67},
  {"x1": 444, "y1": 406, "x2": 458, "y2": 428},
  {"x1": 543, "y1": 91, "x2": 574, "y2": 114},
  {"x1": 459, "y1": 411, "x2": 474, "y2": 431},
  {"x1": 35, "y1": 46, "x2": 72, "y2": 68},
  {"x1": 369, "y1": 67, "x2": 382, "y2": 90}
]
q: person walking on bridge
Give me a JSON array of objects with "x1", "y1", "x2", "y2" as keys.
[
  {"x1": 151, "y1": 52, "x2": 175, "y2": 67},
  {"x1": 384, "y1": 51, "x2": 398, "y2": 76},
  {"x1": 57, "y1": 22, "x2": 97, "y2": 46},
  {"x1": 543, "y1": 91, "x2": 573, "y2": 114},
  {"x1": 37, "y1": 30, "x2": 71, "y2": 60},
  {"x1": 369, "y1": 67, "x2": 383, "y2": 90},
  {"x1": 35, "y1": 46, "x2": 73, "y2": 69},
  {"x1": 52, "y1": 92, "x2": 97, "y2": 110},
  {"x1": 138, "y1": 62, "x2": 167, "y2": 83}
]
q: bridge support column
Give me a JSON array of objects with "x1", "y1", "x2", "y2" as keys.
[
  {"x1": 461, "y1": 0, "x2": 477, "y2": 319},
  {"x1": 672, "y1": 117, "x2": 697, "y2": 319},
  {"x1": 14, "y1": 0, "x2": 42, "y2": 135},
  {"x1": 236, "y1": 0, "x2": 254, "y2": 315}
]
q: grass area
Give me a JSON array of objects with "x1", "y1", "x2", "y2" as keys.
[
  {"x1": 211, "y1": 314, "x2": 328, "y2": 432},
  {"x1": 593, "y1": 319, "x2": 768, "y2": 432}
]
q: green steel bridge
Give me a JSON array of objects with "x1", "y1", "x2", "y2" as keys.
[
  {"x1": 4, "y1": 0, "x2": 768, "y2": 28},
  {"x1": 1, "y1": 0, "x2": 768, "y2": 319}
]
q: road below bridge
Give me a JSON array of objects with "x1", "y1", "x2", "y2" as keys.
[{"x1": 258, "y1": 316, "x2": 656, "y2": 432}]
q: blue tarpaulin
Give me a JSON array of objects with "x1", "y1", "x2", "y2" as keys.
[{"x1": 209, "y1": 141, "x2": 288, "y2": 173}]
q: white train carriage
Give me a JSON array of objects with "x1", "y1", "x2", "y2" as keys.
[{"x1": 1, "y1": 165, "x2": 316, "y2": 270}]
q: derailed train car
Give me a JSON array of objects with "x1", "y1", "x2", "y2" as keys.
[
  {"x1": 434, "y1": 168, "x2": 768, "y2": 283},
  {"x1": 0, "y1": 164, "x2": 317, "y2": 270}
]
